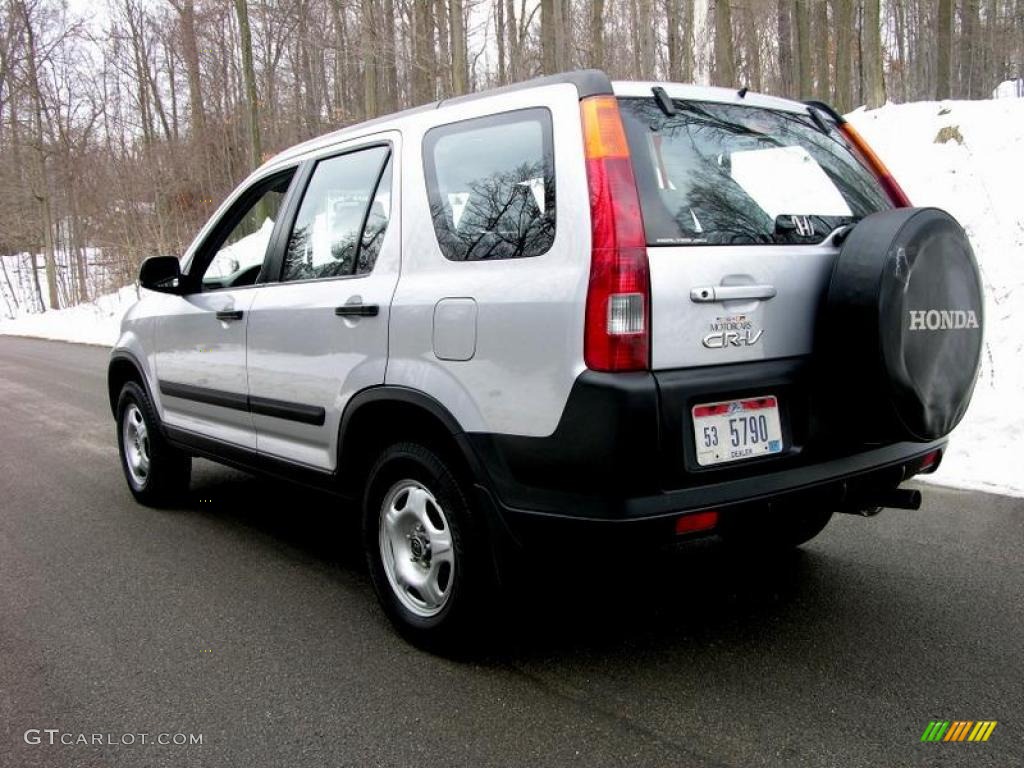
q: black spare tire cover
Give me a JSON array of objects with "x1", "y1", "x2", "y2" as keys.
[{"x1": 819, "y1": 207, "x2": 983, "y2": 442}]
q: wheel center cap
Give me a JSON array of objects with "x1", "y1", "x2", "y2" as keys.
[{"x1": 408, "y1": 530, "x2": 431, "y2": 565}]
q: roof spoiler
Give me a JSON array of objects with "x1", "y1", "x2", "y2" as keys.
[
  {"x1": 803, "y1": 100, "x2": 847, "y2": 125},
  {"x1": 438, "y1": 69, "x2": 614, "y2": 109}
]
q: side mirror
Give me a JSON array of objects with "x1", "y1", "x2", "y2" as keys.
[{"x1": 139, "y1": 255, "x2": 184, "y2": 294}]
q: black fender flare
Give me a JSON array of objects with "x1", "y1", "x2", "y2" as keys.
[
  {"x1": 336, "y1": 385, "x2": 489, "y2": 487},
  {"x1": 107, "y1": 349, "x2": 157, "y2": 418}
]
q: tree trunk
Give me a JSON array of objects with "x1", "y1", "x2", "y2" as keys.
[
  {"x1": 743, "y1": 1, "x2": 762, "y2": 91},
  {"x1": 833, "y1": 0, "x2": 854, "y2": 112},
  {"x1": 667, "y1": 0, "x2": 681, "y2": 80},
  {"x1": 506, "y1": 0, "x2": 519, "y2": 82},
  {"x1": 450, "y1": 0, "x2": 467, "y2": 94},
  {"x1": 555, "y1": 0, "x2": 569, "y2": 71},
  {"x1": 682, "y1": 0, "x2": 694, "y2": 80},
  {"x1": 435, "y1": 0, "x2": 450, "y2": 97},
  {"x1": 813, "y1": 0, "x2": 830, "y2": 100},
  {"x1": 412, "y1": 0, "x2": 436, "y2": 103},
  {"x1": 235, "y1": 0, "x2": 263, "y2": 166},
  {"x1": 713, "y1": 0, "x2": 736, "y2": 86},
  {"x1": 891, "y1": 0, "x2": 907, "y2": 101},
  {"x1": 777, "y1": 0, "x2": 794, "y2": 96},
  {"x1": 18, "y1": 0, "x2": 59, "y2": 311},
  {"x1": 496, "y1": 0, "x2": 506, "y2": 83},
  {"x1": 638, "y1": 0, "x2": 656, "y2": 78},
  {"x1": 592, "y1": 0, "x2": 605, "y2": 70},
  {"x1": 541, "y1": 0, "x2": 556, "y2": 74},
  {"x1": 175, "y1": 0, "x2": 205, "y2": 141},
  {"x1": 794, "y1": 0, "x2": 812, "y2": 97},
  {"x1": 861, "y1": 0, "x2": 886, "y2": 107},
  {"x1": 381, "y1": 0, "x2": 398, "y2": 111},
  {"x1": 960, "y1": 0, "x2": 981, "y2": 97}
]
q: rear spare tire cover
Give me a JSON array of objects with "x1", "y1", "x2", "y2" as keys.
[{"x1": 819, "y1": 207, "x2": 983, "y2": 442}]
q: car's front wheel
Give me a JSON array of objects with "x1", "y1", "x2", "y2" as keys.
[
  {"x1": 363, "y1": 441, "x2": 494, "y2": 650},
  {"x1": 116, "y1": 381, "x2": 191, "y2": 506}
]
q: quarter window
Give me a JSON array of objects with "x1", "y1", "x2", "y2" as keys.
[
  {"x1": 423, "y1": 108, "x2": 556, "y2": 261},
  {"x1": 282, "y1": 146, "x2": 391, "y2": 282}
]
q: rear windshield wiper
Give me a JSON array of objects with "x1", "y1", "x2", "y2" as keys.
[
  {"x1": 806, "y1": 106, "x2": 831, "y2": 136},
  {"x1": 651, "y1": 86, "x2": 677, "y2": 117}
]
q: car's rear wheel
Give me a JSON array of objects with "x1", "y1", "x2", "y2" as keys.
[
  {"x1": 718, "y1": 506, "x2": 834, "y2": 550},
  {"x1": 363, "y1": 441, "x2": 494, "y2": 650},
  {"x1": 116, "y1": 381, "x2": 191, "y2": 506}
]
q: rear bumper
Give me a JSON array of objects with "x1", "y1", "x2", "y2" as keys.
[{"x1": 464, "y1": 362, "x2": 945, "y2": 534}]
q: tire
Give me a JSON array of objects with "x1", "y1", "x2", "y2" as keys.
[
  {"x1": 819, "y1": 207, "x2": 984, "y2": 442},
  {"x1": 363, "y1": 441, "x2": 494, "y2": 650},
  {"x1": 116, "y1": 380, "x2": 191, "y2": 506},
  {"x1": 718, "y1": 506, "x2": 833, "y2": 551}
]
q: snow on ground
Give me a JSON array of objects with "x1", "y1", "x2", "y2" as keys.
[
  {"x1": 0, "y1": 283, "x2": 138, "y2": 346},
  {"x1": 849, "y1": 98, "x2": 1024, "y2": 497},
  {"x1": 1, "y1": 98, "x2": 1021, "y2": 496}
]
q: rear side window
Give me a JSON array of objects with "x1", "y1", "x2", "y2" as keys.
[
  {"x1": 423, "y1": 108, "x2": 556, "y2": 261},
  {"x1": 618, "y1": 98, "x2": 891, "y2": 246},
  {"x1": 282, "y1": 145, "x2": 390, "y2": 282}
]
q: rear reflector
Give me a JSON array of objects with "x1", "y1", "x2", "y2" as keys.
[
  {"x1": 675, "y1": 510, "x2": 719, "y2": 535},
  {"x1": 837, "y1": 122, "x2": 912, "y2": 208},
  {"x1": 580, "y1": 95, "x2": 651, "y2": 372},
  {"x1": 919, "y1": 449, "x2": 942, "y2": 473}
]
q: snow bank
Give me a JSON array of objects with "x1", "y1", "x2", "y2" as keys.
[
  {"x1": 849, "y1": 99, "x2": 1024, "y2": 497},
  {"x1": 0, "y1": 284, "x2": 137, "y2": 346}
]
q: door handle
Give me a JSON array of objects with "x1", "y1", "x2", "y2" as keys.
[
  {"x1": 216, "y1": 310, "x2": 244, "y2": 321},
  {"x1": 690, "y1": 285, "x2": 777, "y2": 303},
  {"x1": 334, "y1": 304, "x2": 379, "y2": 318}
]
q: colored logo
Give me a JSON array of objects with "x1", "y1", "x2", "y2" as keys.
[{"x1": 921, "y1": 720, "x2": 997, "y2": 742}]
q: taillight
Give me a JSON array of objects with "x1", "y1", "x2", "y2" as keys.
[
  {"x1": 580, "y1": 95, "x2": 650, "y2": 372},
  {"x1": 837, "y1": 121, "x2": 912, "y2": 207}
]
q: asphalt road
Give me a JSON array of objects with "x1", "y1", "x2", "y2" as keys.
[{"x1": 1, "y1": 335, "x2": 1021, "y2": 768}]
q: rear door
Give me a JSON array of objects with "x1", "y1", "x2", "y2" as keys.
[
  {"x1": 244, "y1": 136, "x2": 398, "y2": 470},
  {"x1": 617, "y1": 92, "x2": 891, "y2": 371}
]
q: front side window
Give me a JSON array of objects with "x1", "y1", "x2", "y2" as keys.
[
  {"x1": 618, "y1": 98, "x2": 891, "y2": 246},
  {"x1": 282, "y1": 146, "x2": 391, "y2": 282},
  {"x1": 423, "y1": 108, "x2": 556, "y2": 261},
  {"x1": 201, "y1": 174, "x2": 292, "y2": 290}
]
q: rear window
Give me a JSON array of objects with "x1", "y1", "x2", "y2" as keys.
[{"x1": 618, "y1": 98, "x2": 891, "y2": 246}]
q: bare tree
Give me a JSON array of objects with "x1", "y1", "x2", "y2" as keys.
[
  {"x1": 861, "y1": 0, "x2": 886, "y2": 107},
  {"x1": 794, "y1": 0, "x2": 812, "y2": 96},
  {"x1": 713, "y1": 0, "x2": 736, "y2": 86},
  {"x1": 777, "y1": 0, "x2": 794, "y2": 96},
  {"x1": 235, "y1": 0, "x2": 263, "y2": 166}
]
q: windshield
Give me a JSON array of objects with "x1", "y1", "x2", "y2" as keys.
[{"x1": 618, "y1": 98, "x2": 891, "y2": 246}]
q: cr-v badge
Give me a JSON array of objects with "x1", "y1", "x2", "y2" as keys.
[{"x1": 702, "y1": 315, "x2": 764, "y2": 349}]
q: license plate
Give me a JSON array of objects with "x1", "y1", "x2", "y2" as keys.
[{"x1": 692, "y1": 396, "x2": 783, "y2": 467}]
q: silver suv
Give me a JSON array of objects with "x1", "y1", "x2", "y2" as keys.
[{"x1": 109, "y1": 71, "x2": 984, "y2": 646}]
